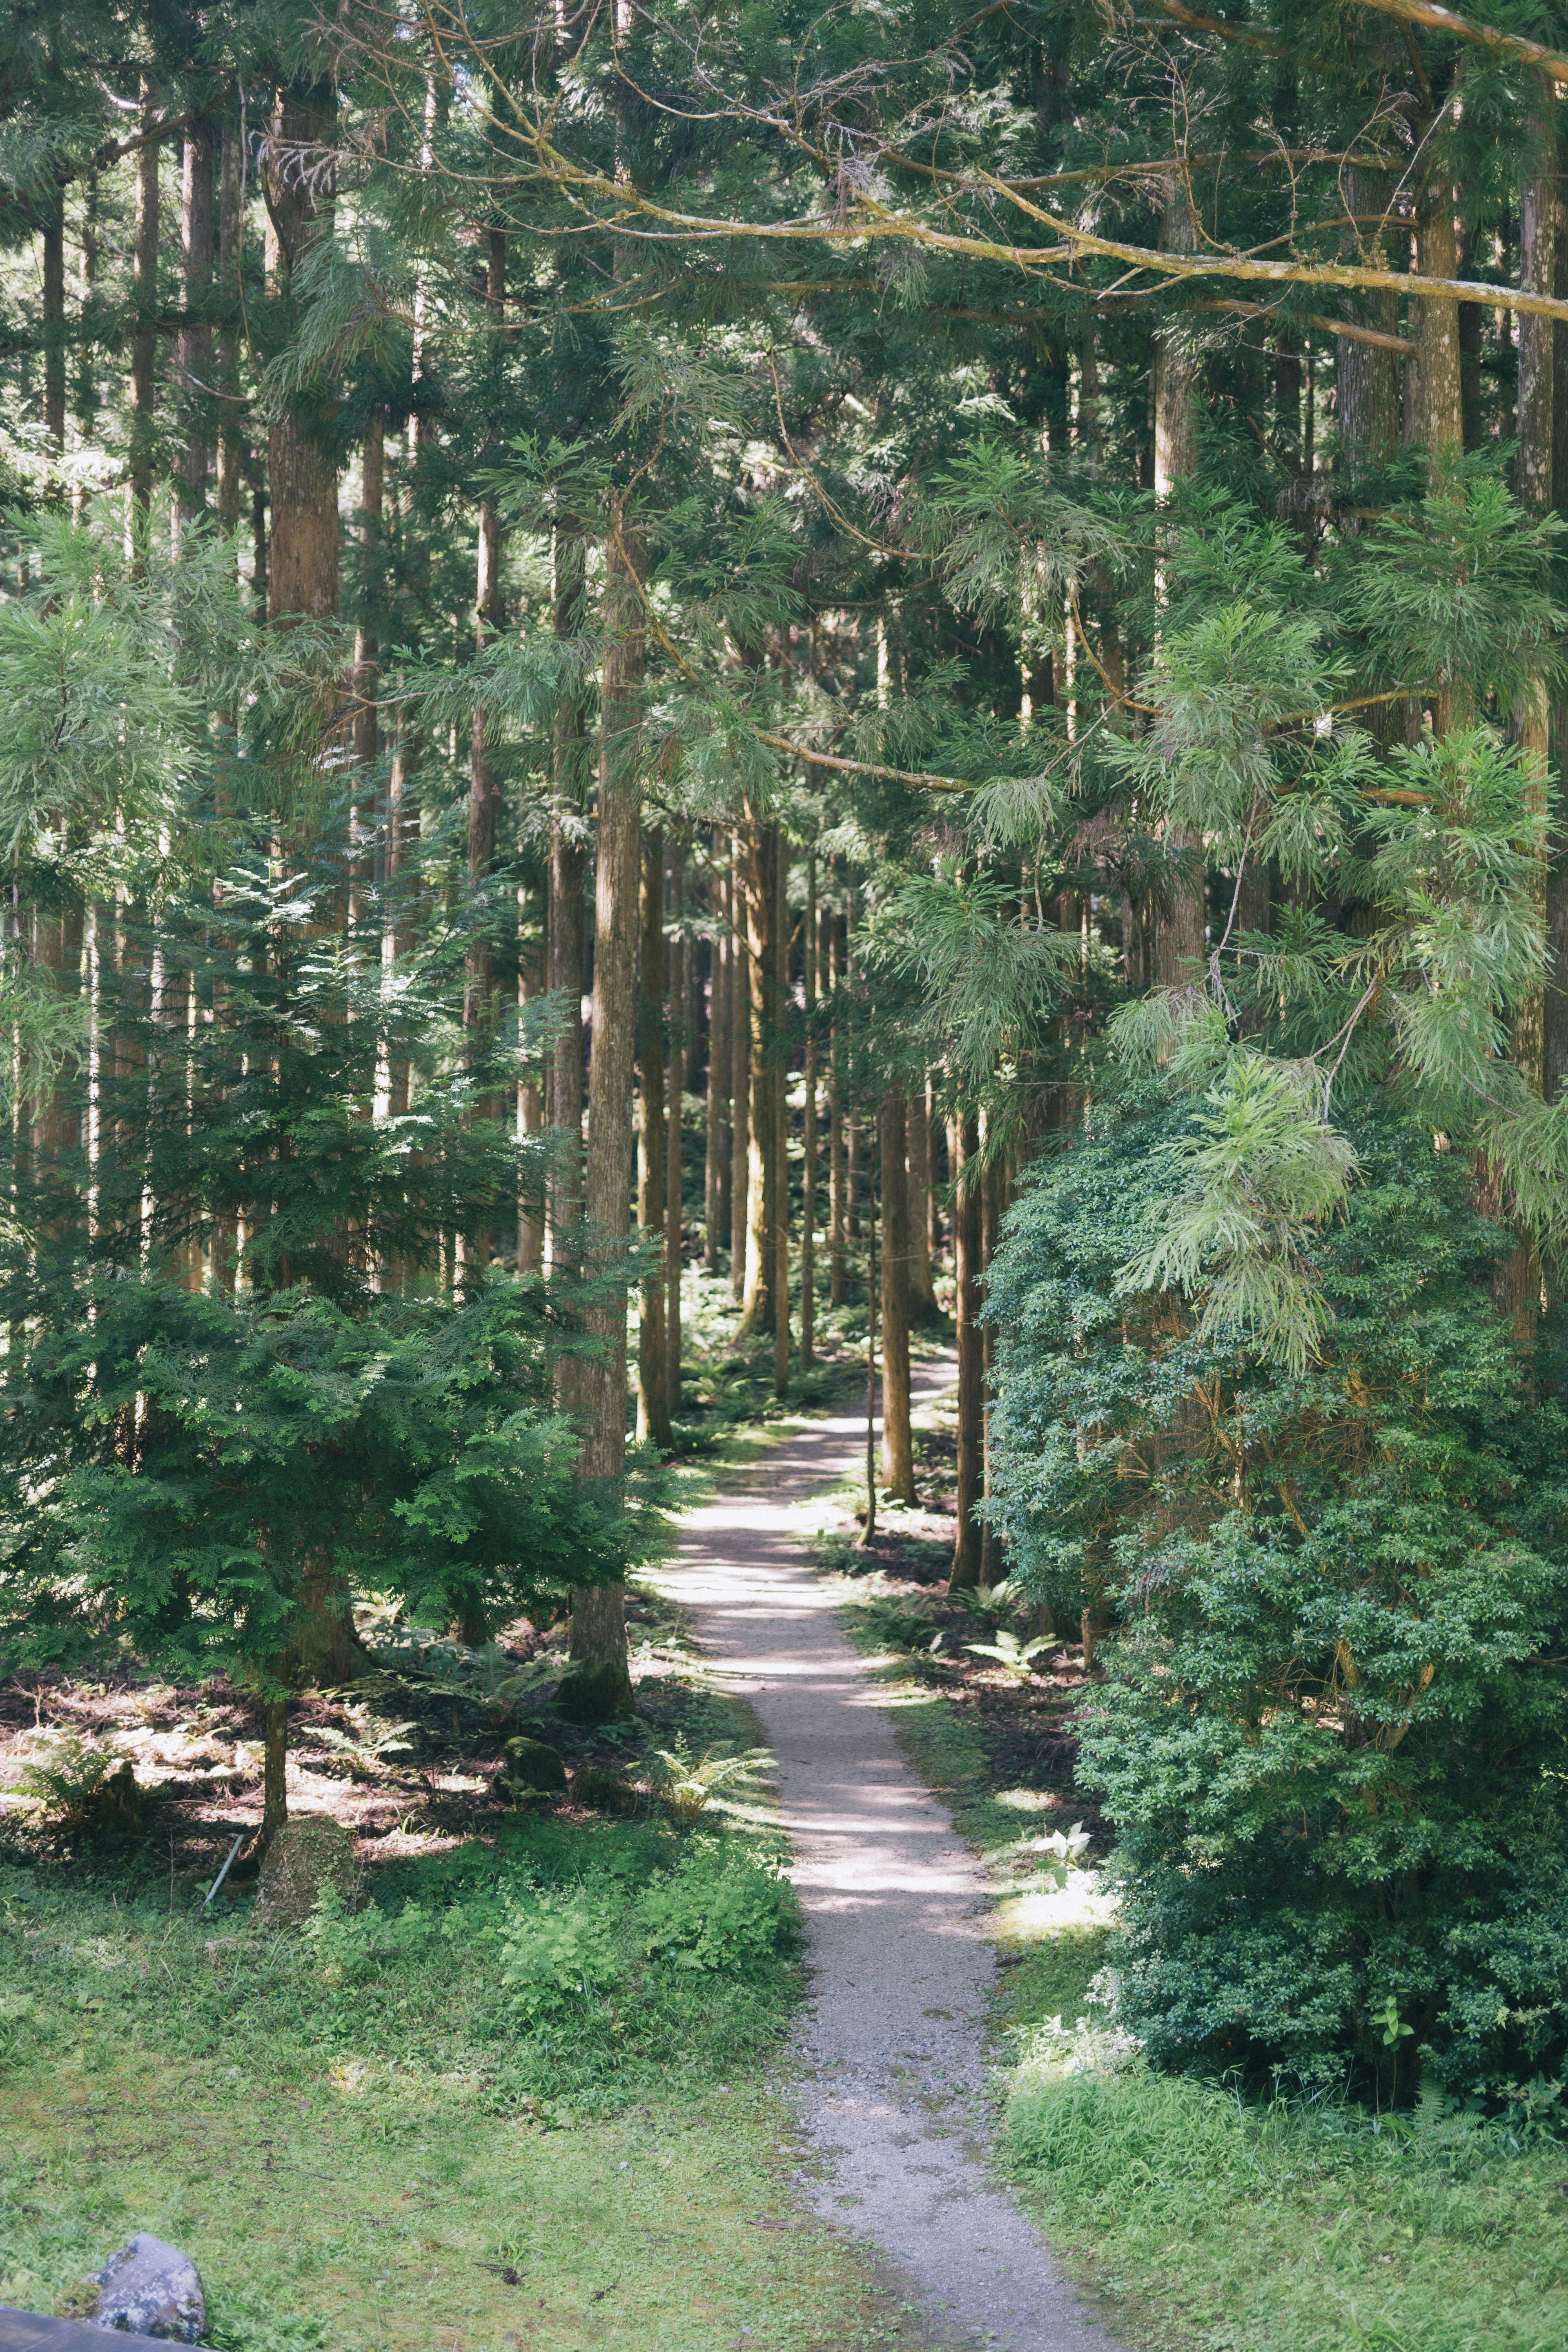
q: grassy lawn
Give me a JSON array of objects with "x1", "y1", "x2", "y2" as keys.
[{"x1": 823, "y1": 1484, "x2": 1568, "y2": 2352}]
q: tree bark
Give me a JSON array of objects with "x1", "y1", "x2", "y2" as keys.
[
  {"x1": 127, "y1": 81, "x2": 160, "y2": 544},
  {"x1": 948, "y1": 1115, "x2": 984, "y2": 1591},
  {"x1": 1549, "y1": 146, "x2": 1568, "y2": 1102},
  {"x1": 261, "y1": 84, "x2": 340, "y2": 623},
  {"x1": 704, "y1": 840, "x2": 730, "y2": 1270},
  {"x1": 666, "y1": 843, "x2": 684, "y2": 1410},
  {"x1": 905, "y1": 1080, "x2": 935, "y2": 1320},
  {"x1": 739, "y1": 824, "x2": 777, "y2": 1335},
  {"x1": 1336, "y1": 167, "x2": 1401, "y2": 488},
  {"x1": 548, "y1": 532, "x2": 588, "y2": 1274},
  {"x1": 262, "y1": 1699, "x2": 289, "y2": 1844},
  {"x1": 567, "y1": 504, "x2": 644, "y2": 1719},
  {"x1": 465, "y1": 231, "x2": 507, "y2": 1136},
  {"x1": 351, "y1": 411, "x2": 383, "y2": 934},
  {"x1": 729, "y1": 833, "x2": 751, "y2": 1297},
  {"x1": 1415, "y1": 178, "x2": 1464, "y2": 475},
  {"x1": 637, "y1": 828, "x2": 670, "y2": 1447},
  {"x1": 801, "y1": 851, "x2": 817, "y2": 1368},
  {"x1": 878, "y1": 1087, "x2": 915, "y2": 1503},
  {"x1": 174, "y1": 119, "x2": 215, "y2": 539},
  {"x1": 772, "y1": 832, "x2": 790, "y2": 1396},
  {"x1": 42, "y1": 196, "x2": 65, "y2": 458},
  {"x1": 1516, "y1": 86, "x2": 1557, "y2": 1101},
  {"x1": 829, "y1": 901, "x2": 846, "y2": 1305},
  {"x1": 979, "y1": 1137, "x2": 1004, "y2": 1587},
  {"x1": 1152, "y1": 180, "x2": 1207, "y2": 992},
  {"x1": 215, "y1": 125, "x2": 242, "y2": 528}
]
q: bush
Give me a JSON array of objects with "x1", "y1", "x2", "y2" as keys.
[
  {"x1": 988, "y1": 1099, "x2": 1568, "y2": 2106},
  {"x1": 638, "y1": 1841, "x2": 794, "y2": 1973}
]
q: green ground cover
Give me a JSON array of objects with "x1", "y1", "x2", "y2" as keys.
[{"x1": 829, "y1": 1552, "x2": 1568, "y2": 2352}]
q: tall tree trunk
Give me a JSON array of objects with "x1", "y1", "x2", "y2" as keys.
[
  {"x1": 906, "y1": 1080, "x2": 935, "y2": 1320},
  {"x1": 547, "y1": 532, "x2": 588, "y2": 1274},
  {"x1": 1548, "y1": 145, "x2": 1568, "y2": 1103},
  {"x1": 566, "y1": 504, "x2": 644, "y2": 1721},
  {"x1": 704, "y1": 839, "x2": 730, "y2": 1270},
  {"x1": 352, "y1": 411, "x2": 383, "y2": 935},
  {"x1": 1415, "y1": 177, "x2": 1464, "y2": 479},
  {"x1": 845, "y1": 911, "x2": 861, "y2": 1241},
  {"x1": 174, "y1": 119, "x2": 215, "y2": 540},
  {"x1": 518, "y1": 891, "x2": 545, "y2": 1276},
  {"x1": 729, "y1": 833, "x2": 751, "y2": 1297},
  {"x1": 666, "y1": 845, "x2": 685, "y2": 1410},
  {"x1": 262, "y1": 1699, "x2": 289, "y2": 1844},
  {"x1": 948, "y1": 1114, "x2": 983, "y2": 1591},
  {"x1": 1336, "y1": 168, "x2": 1401, "y2": 488},
  {"x1": 127, "y1": 80, "x2": 160, "y2": 545},
  {"x1": 800, "y1": 851, "x2": 817, "y2": 1369},
  {"x1": 772, "y1": 832, "x2": 790, "y2": 1397},
  {"x1": 636, "y1": 829, "x2": 670, "y2": 1446},
  {"x1": 739, "y1": 824, "x2": 777, "y2": 1335},
  {"x1": 215, "y1": 125, "x2": 243, "y2": 528},
  {"x1": 1153, "y1": 179, "x2": 1206, "y2": 991},
  {"x1": 978, "y1": 1136, "x2": 1004, "y2": 1587},
  {"x1": 464, "y1": 230, "x2": 507, "y2": 1163},
  {"x1": 42, "y1": 193, "x2": 65, "y2": 459},
  {"x1": 261, "y1": 84, "x2": 340, "y2": 623},
  {"x1": 878, "y1": 1087, "x2": 914, "y2": 1503},
  {"x1": 829, "y1": 900, "x2": 846, "y2": 1305},
  {"x1": 1516, "y1": 86, "x2": 1556, "y2": 1103}
]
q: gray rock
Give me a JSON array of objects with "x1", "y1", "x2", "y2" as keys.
[
  {"x1": 88, "y1": 2236, "x2": 205, "y2": 2343},
  {"x1": 497, "y1": 1734, "x2": 567, "y2": 1796}
]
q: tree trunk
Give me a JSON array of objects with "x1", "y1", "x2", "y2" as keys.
[
  {"x1": 801, "y1": 852, "x2": 817, "y2": 1369},
  {"x1": 878, "y1": 1087, "x2": 915, "y2": 1503},
  {"x1": 261, "y1": 85, "x2": 340, "y2": 623},
  {"x1": 905, "y1": 1080, "x2": 935, "y2": 1320},
  {"x1": 128, "y1": 81, "x2": 160, "y2": 545},
  {"x1": 666, "y1": 843, "x2": 684, "y2": 1411},
  {"x1": 1516, "y1": 87, "x2": 1556, "y2": 1102},
  {"x1": 739, "y1": 824, "x2": 777, "y2": 1336},
  {"x1": 829, "y1": 901, "x2": 846, "y2": 1305},
  {"x1": 262, "y1": 1699, "x2": 289, "y2": 1844},
  {"x1": 979, "y1": 1138, "x2": 1004, "y2": 1587},
  {"x1": 772, "y1": 832, "x2": 790, "y2": 1396},
  {"x1": 729, "y1": 833, "x2": 751, "y2": 1298},
  {"x1": 352, "y1": 412, "x2": 383, "y2": 933},
  {"x1": 215, "y1": 125, "x2": 243, "y2": 528},
  {"x1": 948, "y1": 1116, "x2": 983, "y2": 1591},
  {"x1": 1153, "y1": 179, "x2": 1207, "y2": 991},
  {"x1": 1415, "y1": 179, "x2": 1463, "y2": 478},
  {"x1": 465, "y1": 232, "x2": 507, "y2": 1145},
  {"x1": 548, "y1": 532, "x2": 588, "y2": 1274},
  {"x1": 1549, "y1": 151, "x2": 1568, "y2": 1103},
  {"x1": 174, "y1": 120, "x2": 215, "y2": 540},
  {"x1": 637, "y1": 829, "x2": 670, "y2": 1447},
  {"x1": 845, "y1": 912, "x2": 861, "y2": 1241},
  {"x1": 42, "y1": 195, "x2": 65, "y2": 458},
  {"x1": 1336, "y1": 167, "x2": 1401, "y2": 488},
  {"x1": 518, "y1": 874, "x2": 545, "y2": 1278},
  {"x1": 860, "y1": 1168, "x2": 878, "y2": 1546},
  {"x1": 567, "y1": 504, "x2": 644, "y2": 1720},
  {"x1": 704, "y1": 840, "x2": 730, "y2": 1272}
]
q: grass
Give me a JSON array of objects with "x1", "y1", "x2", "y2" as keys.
[
  {"x1": 0, "y1": 1379, "x2": 940, "y2": 2352},
  {"x1": 826, "y1": 1543, "x2": 1568, "y2": 2352}
]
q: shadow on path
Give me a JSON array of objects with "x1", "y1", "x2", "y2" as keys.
[{"x1": 669, "y1": 1358, "x2": 1125, "y2": 2352}]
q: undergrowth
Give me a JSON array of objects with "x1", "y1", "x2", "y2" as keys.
[{"x1": 830, "y1": 1559, "x2": 1568, "y2": 2352}]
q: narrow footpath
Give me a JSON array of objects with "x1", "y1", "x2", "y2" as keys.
[{"x1": 670, "y1": 1360, "x2": 1124, "y2": 2352}]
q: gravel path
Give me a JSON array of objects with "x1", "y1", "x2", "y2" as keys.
[{"x1": 670, "y1": 1362, "x2": 1124, "y2": 2352}]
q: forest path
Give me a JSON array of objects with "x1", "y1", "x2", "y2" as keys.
[{"x1": 667, "y1": 1357, "x2": 1123, "y2": 2352}]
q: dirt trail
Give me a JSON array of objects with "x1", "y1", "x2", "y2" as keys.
[{"x1": 670, "y1": 1361, "x2": 1123, "y2": 2352}]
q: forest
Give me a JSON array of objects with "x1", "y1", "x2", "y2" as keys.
[{"x1": 2, "y1": 0, "x2": 1568, "y2": 2345}]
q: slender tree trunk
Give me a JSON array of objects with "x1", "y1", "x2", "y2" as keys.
[
  {"x1": 127, "y1": 81, "x2": 160, "y2": 545},
  {"x1": 1516, "y1": 87, "x2": 1556, "y2": 1104},
  {"x1": 704, "y1": 840, "x2": 730, "y2": 1270},
  {"x1": 1153, "y1": 180, "x2": 1206, "y2": 990},
  {"x1": 772, "y1": 833, "x2": 790, "y2": 1396},
  {"x1": 567, "y1": 505, "x2": 644, "y2": 1719},
  {"x1": 1336, "y1": 169, "x2": 1401, "y2": 485},
  {"x1": 666, "y1": 849, "x2": 685, "y2": 1410},
  {"x1": 261, "y1": 84, "x2": 340, "y2": 624},
  {"x1": 351, "y1": 411, "x2": 383, "y2": 935},
  {"x1": 1416, "y1": 178, "x2": 1464, "y2": 477},
  {"x1": 42, "y1": 195, "x2": 65, "y2": 459},
  {"x1": 215, "y1": 126, "x2": 243, "y2": 529},
  {"x1": 878, "y1": 1087, "x2": 914, "y2": 1502},
  {"x1": 465, "y1": 231, "x2": 507, "y2": 1154},
  {"x1": 829, "y1": 900, "x2": 846, "y2": 1305},
  {"x1": 1549, "y1": 147, "x2": 1568, "y2": 1103},
  {"x1": 518, "y1": 871, "x2": 544, "y2": 1277},
  {"x1": 262, "y1": 1698, "x2": 289, "y2": 1844},
  {"x1": 948, "y1": 1115, "x2": 983, "y2": 1591},
  {"x1": 906, "y1": 1080, "x2": 935, "y2": 1319},
  {"x1": 729, "y1": 834, "x2": 751, "y2": 1298},
  {"x1": 845, "y1": 912, "x2": 861, "y2": 1241},
  {"x1": 174, "y1": 119, "x2": 215, "y2": 540},
  {"x1": 860, "y1": 1167, "x2": 878, "y2": 1546},
  {"x1": 637, "y1": 829, "x2": 670, "y2": 1446},
  {"x1": 739, "y1": 825, "x2": 777, "y2": 1335},
  {"x1": 979, "y1": 1136, "x2": 1004, "y2": 1587},
  {"x1": 801, "y1": 852, "x2": 817, "y2": 1368},
  {"x1": 548, "y1": 533, "x2": 588, "y2": 1274}
]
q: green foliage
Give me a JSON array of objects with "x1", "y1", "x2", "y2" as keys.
[{"x1": 989, "y1": 1100, "x2": 1568, "y2": 2103}]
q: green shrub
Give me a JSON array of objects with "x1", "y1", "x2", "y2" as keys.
[
  {"x1": 988, "y1": 1101, "x2": 1568, "y2": 2106},
  {"x1": 639, "y1": 1840, "x2": 794, "y2": 1973}
]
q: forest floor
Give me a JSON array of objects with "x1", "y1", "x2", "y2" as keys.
[{"x1": 0, "y1": 1292, "x2": 958, "y2": 2352}]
